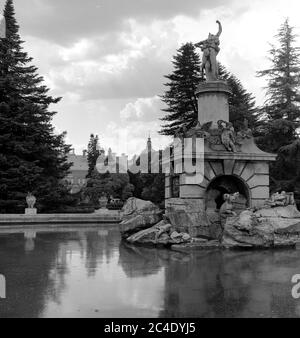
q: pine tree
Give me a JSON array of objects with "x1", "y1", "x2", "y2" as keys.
[
  {"x1": 219, "y1": 64, "x2": 258, "y2": 131},
  {"x1": 87, "y1": 134, "x2": 101, "y2": 177},
  {"x1": 256, "y1": 19, "x2": 300, "y2": 194},
  {"x1": 256, "y1": 18, "x2": 300, "y2": 152},
  {"x1": 160, "y1": 43, "x2": 257, "y2": 136},
  {"x1": 0, "y1": 0, "x2": 72, "y2": 213},
  {"x1": 160, "y1": 42, "x2": 201, "y2": 136}
]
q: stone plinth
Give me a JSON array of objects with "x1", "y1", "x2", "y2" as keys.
[
  {"x1": 25, "y1": 208, "x2": 37, "y2": 215},
  {"x1": 94, "y1": 208, "x2": 110, "y2": 214},
  {"x1": 196, "y1": 81, "x2": 231, "y2": 127}
]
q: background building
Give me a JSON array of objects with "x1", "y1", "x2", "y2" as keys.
[{"x1": 66, "y1": 149, "x2": 88, "y2": 194}]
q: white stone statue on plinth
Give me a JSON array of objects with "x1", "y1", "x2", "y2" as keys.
[
  {"x1": 25, "y1": 192, "x2": 37, "y2": 215},
  {"x1": 195, "y1": 20, "x2": 222, "y2": 81}
]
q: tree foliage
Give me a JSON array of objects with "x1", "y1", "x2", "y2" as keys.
[
  {"x1": 256, "y1": 19, "x2": 300, "y2": 153},
  {"x1": 83, "y1": 171, "x2": 134, "y2": 205},
  {"x1": 219, "y1": 64, "x2": 258, "y2": 131},
  {"x1": 87, "y1": 134, "x2": 101, "y2": 178},
  {"x1": 0, "y1": 0, "x2": 72, "y2": 213},
  {"x1": 257, "y1": 19, "x2": 300, "y2": 123},
  {"x1": 128, "y1": 172, "x2": 165, "y2": 206},
  {"x1": 160, "y1": 42, "x2": 201, "y2": 136},
  {"x1": 160, "y1": 42, "x2": 257, "y2": 135},
  {"x1": 256, "y1": 19, "x2": 300, "y2": 194}
]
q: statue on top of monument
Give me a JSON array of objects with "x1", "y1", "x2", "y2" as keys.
[{"x1": 195, "y1": 20, "x2": 222, "y2": 81}]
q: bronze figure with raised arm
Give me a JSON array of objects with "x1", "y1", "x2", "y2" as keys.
[{"x1": 195, "y1": 20, "x2": 222, "y2": 81}]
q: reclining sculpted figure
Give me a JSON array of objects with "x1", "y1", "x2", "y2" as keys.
[{"x1": 220, "y1": 192, "x2": 239, "y2": 217}]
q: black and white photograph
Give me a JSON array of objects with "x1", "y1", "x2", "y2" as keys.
[{"x1": 1, "y1": 0, "x2": 300, "y2": 322}]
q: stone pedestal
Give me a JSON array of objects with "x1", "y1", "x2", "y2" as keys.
[
  {"x1": 196, "y1": 81, "x2": 231, "y2": 127},
  {"x1": 25, "y1": 208, "x2": 37, "y2": 215},
  {"x1": 94, "y1": 208, "x2": 109, "y2": 215}
]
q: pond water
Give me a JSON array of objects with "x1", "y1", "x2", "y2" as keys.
[{"x1": 0, "y1": 226, "x2": 300, "y2": 318}]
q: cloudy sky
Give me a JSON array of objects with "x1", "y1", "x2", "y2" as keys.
[{"x1": 1, "y1": 0, "x2": 300, "y2": 156}]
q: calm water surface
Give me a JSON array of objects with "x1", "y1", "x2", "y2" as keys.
[{"x1": 0, "y1": 226, "x2": 300, "y2": 318}]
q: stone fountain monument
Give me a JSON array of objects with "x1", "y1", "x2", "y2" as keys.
[
  {"x1": 119, "y1": 22, "x2": 300, "y2": 249},
  {"x1": 164, "y1": 21, "x2": 277, "y2": 239}
]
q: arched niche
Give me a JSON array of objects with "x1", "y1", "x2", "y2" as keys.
[{"x1": 205, "y1": 174, "x2": 251, "y2": 211}]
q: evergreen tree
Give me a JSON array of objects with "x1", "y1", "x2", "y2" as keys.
[
  {"x1": 256, "y1": 18, "x2": 300, "y2": 153},
  {"x1": 256, "y1": 19, "x2": 300, "y2": 193},
  {"x1": 219, "y1": 64, "x2": 258, "y2": 131},
  {"x1": 160, "y1": 42, "x2": 201, "y2": 135},
  {"x1": 87, "y1": 134, "x2": 101, "y2": 177},
  {"x1": 160, "y1": 43, "x2": 257, "y2": 136},
  {"x1": 0, "y1": 0, "x2": 72, "y2": 213}
]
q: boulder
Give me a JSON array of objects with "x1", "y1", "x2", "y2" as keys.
[
  {"x1": 120, "y1": 198, "x2": 163, "y2": 239},
  {"x1": 222, "y1": 206, "x2": 300, "y2": 249},
  {"x1": 170, "y1": 231, "x2": 181, "y2": 240},
  {"x1": 119, "y1": 213, "x2": 162, "y2": 239},
  {"x1": 170, "y1": 231, "x2": 191, "y2": 243},
  {"x1": 171, "y1": 239, "x2": 220, "y2": 252},
  {"x1": 165, "y1": 198, "x2": 223, "y2": 239},
  {"x1": 206, "y1": 209, "x2": 223, "y2": 239},
  {"x1": 121, "y1": 197, "x2": 161, "y2": 219},
  {"x1": 126, "y1": 220, "x2": 191, "y2": 246},
  {"x1": 167, "y1": 207, "x2": 217, "y2": 239},
  {"x1": 255, "y1": 205, "x2": 300, "y2": 219},
  {"x1": 274, "y1": 221, "x2": 300, "y2": 247},
  {"x1": 222, "y1": 212, "x2": 274, "y2": 248}
]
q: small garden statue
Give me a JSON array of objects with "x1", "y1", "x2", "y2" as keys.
[
  {"x1": 26, "y1": 192, "x2": 36, "y2": 209},
  {"x1": 25, "y1": 192, "x2": 37, "y2": 215}
]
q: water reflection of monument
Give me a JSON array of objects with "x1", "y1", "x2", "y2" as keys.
[
  {"x1": 118, "y1": 242, "x2": 166, "y2": 278},
  {"x1": 160, "y1": 250, "x2": 300, "y2": 318}
]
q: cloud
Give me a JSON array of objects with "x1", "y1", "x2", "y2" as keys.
[
  {"x1": 42, "y1": 19, "x2": 178, "y2": 100},
  {"x1": 12, "y1": 0, "x2": 253, "y2": 103},
  {"x1": 120, "y1": 96, "x2": 163, "y2": 122},
  {"x1": 12, "y1": 0, "x2": 230, "y2": 45},
  {"x1": 2, "y1": 0, "x2": 300, "y2": 157}
]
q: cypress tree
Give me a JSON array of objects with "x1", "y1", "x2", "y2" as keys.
[{"x1": 0, "y1": 0, "x2": 72, "y2": 213}]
